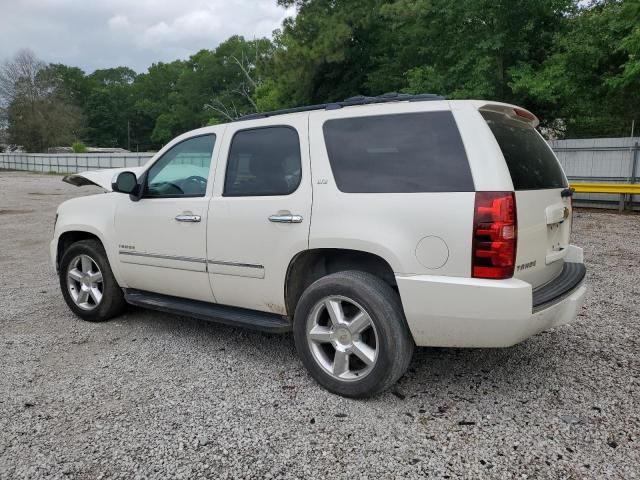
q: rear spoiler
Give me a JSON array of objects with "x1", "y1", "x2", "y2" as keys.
[{"x1": 478, "y1": 103, "x2": 539, "y2": 128}]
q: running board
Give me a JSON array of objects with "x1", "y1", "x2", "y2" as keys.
[{"x1": 123, "y1": 289, "x2": 292, "y2": 333}]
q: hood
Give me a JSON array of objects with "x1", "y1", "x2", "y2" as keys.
[{"x1": 63, "y1": 167, "x2": 144, "y2": 191}]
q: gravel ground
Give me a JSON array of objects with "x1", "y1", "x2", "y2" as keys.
[{"x1": 0, "y1": 171, "x2": 638, "y2": 479}]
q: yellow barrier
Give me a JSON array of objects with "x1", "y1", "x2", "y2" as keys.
[{"x1": 570, "y1": 183, "x2": 640, "y2": 195}]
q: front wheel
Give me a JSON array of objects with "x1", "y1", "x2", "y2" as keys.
[
  {"x1": 59, "y1": 239, "x2": 126, "y2": 322},
  {"x1": 293, "y1": 271, "x2": 414, "y2": 398}
]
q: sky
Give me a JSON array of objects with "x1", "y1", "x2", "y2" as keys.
[{"x1": 0, "y1": 0, "x2": 295, "y2": 74}]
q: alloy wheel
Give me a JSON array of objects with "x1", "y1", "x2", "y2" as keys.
[
  {"x1": 66, "y1": 254, "x2": 104, "y2": 311},
  {"x1": 306, "y1": 295, "x2": 379, "y2": 381}
]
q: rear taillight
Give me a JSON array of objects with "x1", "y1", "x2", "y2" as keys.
[{"x1": 472, "y1": 192, "x2": 517, "y2": 279}]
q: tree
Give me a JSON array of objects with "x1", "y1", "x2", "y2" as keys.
[
  {"x1": 204, "y1": 36, "x2": 276, "y2": 121},
  {"x1": 131, "y1": 60, "x2": 184, "y2": 148},
  {"x1": 1, "y1": 50, "x2": 84, "y2": 151},
  {"x1": 271, "y1": 0, "x2": 573, "y2": 104},
  {"x1": 270, "y1": 0, "x2": 639, "y2": 138},
  {"x1": 89, "y1": 66, "x2": 137, "y2": 86},
  {"x1": 84, "y1": 67, "x2": 137, "y2": 148},
  {"x1": 0, "y1": 49, "x2": 46, "y2": 136},
  {"x1": 0, "y1": 50, "x2": 45, "y2": 109},
  {"x1": 510, "y1": 0, "x2": 640, "y2": 137},
  {"x1": 46, "y1": 64, "x2": 93, "y2": 107},
  {"x1": 3, "y1": 1, "x2": 637, "y2": 149},
  {"x1": 269, "y1": 0, "x2": 374, "y2": 106}
]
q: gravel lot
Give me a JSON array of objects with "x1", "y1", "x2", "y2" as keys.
[{"x1": 0, "y1": 171, "x2": 638, "y2": 479}]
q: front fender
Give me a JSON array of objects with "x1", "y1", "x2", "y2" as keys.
[{"x1": 52, "y1": 194, "x2": 127, "y2": 287}]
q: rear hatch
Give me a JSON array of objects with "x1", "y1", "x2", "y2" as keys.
[{"x1": 481, "y1": 108, "x2": 571, "y2": 289}]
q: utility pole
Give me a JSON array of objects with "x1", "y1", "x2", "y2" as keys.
[{"x1": 127, "y1": 120, "x2": 131, "y2": 152}]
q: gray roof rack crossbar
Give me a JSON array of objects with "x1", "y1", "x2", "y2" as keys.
[{"x1": 236, "y1": 92, "x2": 445, "y2": 121}]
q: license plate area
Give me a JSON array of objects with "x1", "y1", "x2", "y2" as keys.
[{"x1": 545, "y1": 202, "x2": 571, "y2": 264}]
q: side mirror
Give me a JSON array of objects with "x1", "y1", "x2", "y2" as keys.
[{"x1": 112, "y1": 171, "x2": 138, "y2": 194}]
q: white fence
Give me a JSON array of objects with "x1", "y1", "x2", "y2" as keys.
[
  {"x1": 1, "y1": 137, "x2": 638, "y2": 208},
  {"x1": 550, "y1": 137, "x2": 639, "y2": 208},
  {"x1": 550, "y1": 137, "x2": 639, "y2": 181},
  {"x1": 0, "y1": 152, "x2": 154, "y2": 173}
]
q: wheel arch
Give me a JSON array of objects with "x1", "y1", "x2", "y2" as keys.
[
  {"x1": 56, "y1": 229, "x2": 104, "y2": 272},
  {"x1": 284, "y1": 248, "x2": 397, "y2": 316}
]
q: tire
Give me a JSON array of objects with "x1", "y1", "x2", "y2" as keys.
[
  {"x1": 293, "y1": 271, "x2": 414, "y2": 398},
  {"x1": 59, "y1": 239, "x2": 126, "y2": 322}
]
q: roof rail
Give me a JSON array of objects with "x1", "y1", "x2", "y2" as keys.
[{"x1": 236, "y1": 92, "x2": 445, "y2": 121}]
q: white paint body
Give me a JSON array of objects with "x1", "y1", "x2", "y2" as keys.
[{"x1": 51, "y1": 100, "x2": 586, "y2": 347}]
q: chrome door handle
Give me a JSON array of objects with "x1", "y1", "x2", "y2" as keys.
[
  {"x1": 269, "y1": 214, "x2": 303, "y2": 224},
  {"x1": 175, "y1": 214, "x2": 201, "y2": 222}
]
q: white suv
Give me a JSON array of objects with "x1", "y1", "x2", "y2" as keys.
[{"x1": 52, "y1": 94, "x2": 587, "y2": 398}]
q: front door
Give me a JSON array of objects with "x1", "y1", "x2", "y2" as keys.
[
  {"x1": 114, "y1": 131, "x2": 221, "y2": 302},
  {"x1": 207, "y1": 117, "x2": 312, "y2": 314}
]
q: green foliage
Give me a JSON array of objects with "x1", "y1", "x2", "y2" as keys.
[
  {"x1": 271, "y1": 0, "x2": 637, "y2": 138},
  {"x1": 509, "y1": 0, "x2": 640, "y2": 137},
  {"x1": 151, "y1": 112, "x2": 179, "y2": 144},
  {"x1": 82, "y1": 67, "x2": 138, "y2": 148},
  {"x1": 269, "y1": 0, "x2": 380, "y2": 105},
  {"x1": 4, "y1": 56, "x2": 85, "y2": 152},
  {"x1": 44, "y1": 64, "x2": 93, "y2": 108},
  {"x1": 4, "y1": 1, "x2": 638, "y2": 146},
  {"x1": 254, "y1": 80, "x2": 285, "y2": 112},
  {"x1": 89, "y1": 67, "x2": 137, "y2": 86},
  {"x1": 71, "y1": 141, "x2": 87, "y2": 153},
  {"x1": 272, "y1": 0, "x2": 573, "y2": 102}
]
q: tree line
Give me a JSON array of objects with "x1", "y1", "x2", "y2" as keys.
[{"x1": 0, "y1": 0, "x2": 637, "y2": 152}]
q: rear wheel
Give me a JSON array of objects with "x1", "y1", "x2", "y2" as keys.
[
  {"x1": 59, "y1": 239, "x2": 126, "y2": 322},
  {"x1": 293, "y1": 271, "x2": 414, "y2": 398}
]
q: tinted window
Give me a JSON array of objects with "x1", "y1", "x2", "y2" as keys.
[
  {"x1": 146, "y1": 134, "x2": 215, "y2": 197},
  {"x1": 322, "y1": 111, "x2": 473, "y2": 193},
  {"x1": 224, "y1": 126, "x2": 301, "y2": 196},
  {"x1": 482, "y1": 111, "x2": 567, "y2": 190}
]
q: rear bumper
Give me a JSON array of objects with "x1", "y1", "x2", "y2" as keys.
[
  {"x1": 396, "y1": 246, "x2": 587, "y2": 348},
  {"x1": 533, "y1": 261, "x2": 586, "y2": 311}
]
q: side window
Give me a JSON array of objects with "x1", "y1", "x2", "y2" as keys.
[
  {"x1": 323, "y1": 112, "x2": 473, "y2": 193},
  {"x1": 145, "y1": 134, "x2": 216, "y2": 198},
  {"x1": 223, "y1": 126, "x2": 301, "y2": 197}
]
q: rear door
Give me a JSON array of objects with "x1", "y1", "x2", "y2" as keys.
[
  {"x1": 481, "y1": 109, "x2": 571, "y2": 288},
  {"x1": 206, "y1": 115, "x2": 312, "y2": 314}
]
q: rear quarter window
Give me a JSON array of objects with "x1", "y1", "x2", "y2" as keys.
[
  {"x1": 481, "y1": 110, "x2": 567, "y2": 190},
  {"x1": 322, "y1": 111, "x2": 473, "y2": 193}
]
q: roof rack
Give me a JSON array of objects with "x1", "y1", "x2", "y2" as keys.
[{"x1": 236, "y1": 92, "x2": 445, "y2": 121}]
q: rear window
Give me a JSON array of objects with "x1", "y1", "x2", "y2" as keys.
[
  {"x1": 481, "y1": 110, "x2": 567, "y2": 190},
  {"x1": 322, "y1": 111, "x2": 473, "y2": 193}
]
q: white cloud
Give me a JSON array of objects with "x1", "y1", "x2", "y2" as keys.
[
  {"x1": 0, "y1": 0, "x2": 295, "y2": 73},
  {"x1": 108, "y1": 14, "x2": 130, "y2": 31},
  {"x1": 137, "y1": 10, "x2": 223, "y2": 48}
]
